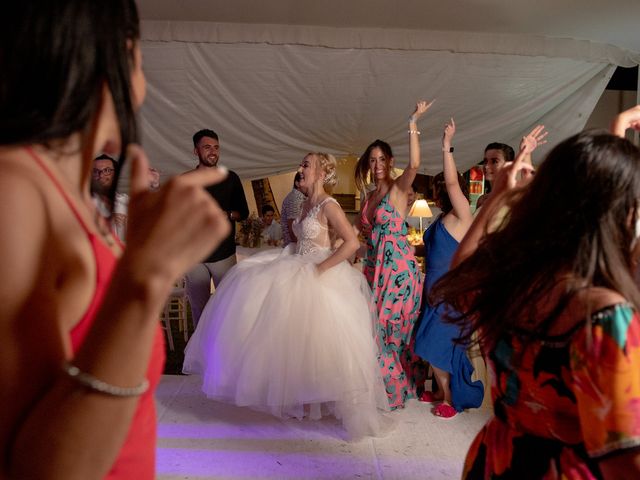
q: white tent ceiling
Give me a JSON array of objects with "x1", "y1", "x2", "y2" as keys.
[{"x1": 136, "y1": 0, "x2": 640, "y2": 180}]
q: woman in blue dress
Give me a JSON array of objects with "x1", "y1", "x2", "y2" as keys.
[{"x1": 414, "y1": 118, "x2": 484, "y2": 418}]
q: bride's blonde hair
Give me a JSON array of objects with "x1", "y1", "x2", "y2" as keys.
[{"x1": 309, "y1": 152, "x2": 337, "y2": 193}]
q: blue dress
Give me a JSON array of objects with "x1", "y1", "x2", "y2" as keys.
[{"x1": 413, "y1": 215, "x2": 484, "y2": 412}]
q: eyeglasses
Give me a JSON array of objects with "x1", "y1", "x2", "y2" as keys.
[{"x1": 93, "y1": 167, "x2": 114, "y2": 178}]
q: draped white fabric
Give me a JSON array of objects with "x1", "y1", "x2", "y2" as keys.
[{"x1": 138, "y1": 20, "x2": 630, "y2": 179}]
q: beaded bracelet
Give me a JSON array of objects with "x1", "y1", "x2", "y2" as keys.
[
  {"x1": 62, "y1": 362, "x2": 149, "y2": 397},
  {"x1": 408, "y1": 130, "x2": 421, "y2": 135}
]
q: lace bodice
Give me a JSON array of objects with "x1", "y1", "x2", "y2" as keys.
[{"x1": 292, "y1": 197, "x2": 337, "y2": 256}]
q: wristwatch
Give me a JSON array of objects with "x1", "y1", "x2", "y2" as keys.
[{"x1": 442, "y1": 146, "x2": 454, "y2": 153}]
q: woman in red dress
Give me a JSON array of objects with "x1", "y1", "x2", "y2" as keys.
[{"x1": 0, "y1": 1, "x2": 229, "y2": 478}]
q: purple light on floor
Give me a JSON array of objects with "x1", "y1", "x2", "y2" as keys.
[
  {"x1": 156, "y1": 447, "x2": 459, "y2": 478},
  {"x1": 156, "y1": 448, "x2": 376, "y2": 478},
  {"x1": 157, "y1": 421, "x2": 342, "y2": 441}
]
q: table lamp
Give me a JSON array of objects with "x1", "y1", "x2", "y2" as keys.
[{"x1": 409, "y1": 198, "x2": 433, "y2": 232}]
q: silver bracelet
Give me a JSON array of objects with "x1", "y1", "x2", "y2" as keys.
[
  {"x1": 62, "y1": 362, "x2": 149, "y2": 397},
  {"x1": 408, "y1": 129, "x2": 421, "y2": 135}
]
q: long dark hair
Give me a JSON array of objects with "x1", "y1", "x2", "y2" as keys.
[
  {"x1": 355, "y1": 139, "x2": 393, "y2": 192},
  {"x1": 431, "y1": 130, "x2": 640, "y2": 350},
  {"x1": 433, "y1": 171, "x2": 470, "y2": 215},
  {"x1": 0, "y1": 0, "x2": 140, "y2": 206}
]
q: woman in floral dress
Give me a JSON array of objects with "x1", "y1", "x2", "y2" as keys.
[
  {"x1": 354, "y1": 100, "x2": 433, "y2": 409},
  {"x1": 431, "y1": 115, "x2": 640, "y2": 478}
]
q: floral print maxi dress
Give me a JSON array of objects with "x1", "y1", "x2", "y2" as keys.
[
  {"x1": 361, "y1": 193, "x2": 423, "y2": 409},
  {"x1": 464, "y1": 303, "x2": 640, "y2": 479}
]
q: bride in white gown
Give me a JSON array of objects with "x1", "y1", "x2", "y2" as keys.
[{"x1": 183, "y1": 152, "x2": 391, "y2": 439}]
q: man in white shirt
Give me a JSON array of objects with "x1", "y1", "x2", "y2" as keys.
[
  {"x1": 261, "y1": 204, "x2": 282, "y2": 247},
  {"x1": 92, "y1": 154, "x2": 129, "y2": 242}
]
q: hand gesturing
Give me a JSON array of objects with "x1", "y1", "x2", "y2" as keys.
[
  {"x1": 443, "y1": 118, "x2": 456, "y2": 144},
  {"x1": 520, "y1": 125, "x2": 548, "y2": 154},
  {"x1": 410, "y1": 99, "x2": 435, "y2": 122},
  {"x1": 611, "y1": 104, "x2": 640, "y2": 138}
]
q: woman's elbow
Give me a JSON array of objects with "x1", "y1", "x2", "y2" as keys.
[{"x1": 346, "y1": 237, "x2": 359, "y2": 255}]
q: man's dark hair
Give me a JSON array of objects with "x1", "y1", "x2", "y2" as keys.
[
  {"x1": 261, "y1": 204, "x2": 275, "y2": 216},
  {"x1": 95, "y1": 153, "x2": 117, "y2": 168},
  {"x1": 193, "y1": 129, "x2": 219, "y2": 148},
  {"x1": 484, "y1": 142, "x2": 515, "y2": 162}
]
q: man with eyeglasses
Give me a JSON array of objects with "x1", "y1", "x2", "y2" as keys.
[{"x1": 92, "y1": 153, "x2": 129, "y2": 241}]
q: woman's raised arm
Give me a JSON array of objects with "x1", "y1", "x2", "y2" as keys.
[{"x1": 395, "y1": 100, "x2": 434, "y2": 194}]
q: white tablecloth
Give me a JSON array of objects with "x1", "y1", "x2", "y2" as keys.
[{"x1": 235, "y1": 245, "x2": 281, "y2": 262}]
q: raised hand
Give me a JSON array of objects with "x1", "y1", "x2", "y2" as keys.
[
  {"x1": 443, "y1": 118, "x2": 456, "y2": 145},
  {"x1": 410, "y1": 99, "x2": 435, "y2": 122},
  {"x1": 492, "y1": 147, "x2": 536, "y2": 195},
  {"x1": 610, "y1": 104, "x2": 640, "y2": 138},
  {"x1": 520, "y1": 125, "x2": 548, "y2": 154}
]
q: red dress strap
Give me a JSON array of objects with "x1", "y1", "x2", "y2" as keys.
[
  {"x1": 25, "y1": 147, "x2": 118, "y2": 348},
  {"x1": 26, "y1": 146, "x2": 165, "y2": 478}
]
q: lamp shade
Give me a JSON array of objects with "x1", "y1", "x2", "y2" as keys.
[{"x1": 409, "y1": 199, "x2": 433, "y2": 218}]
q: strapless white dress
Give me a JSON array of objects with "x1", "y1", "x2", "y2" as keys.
[{"x1": 183, "y1": 197, "x2": 391, "y2": 439}]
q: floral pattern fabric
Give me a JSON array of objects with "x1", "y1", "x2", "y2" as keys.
[
  {"x1": 361, "y1": 193, "x2": 423, "y2": 409},
  {"x1": 465, "y1": 303, "x2": 640, "y2": 479}
]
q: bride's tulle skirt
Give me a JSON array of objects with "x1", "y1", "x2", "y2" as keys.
[{"x1": 183, "y1": 246, "x2": 392, "y2": 439}]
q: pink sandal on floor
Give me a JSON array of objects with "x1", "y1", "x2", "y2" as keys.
[
  {"x1": 433, "y1": 403, "x2": 457, "y2": 418},
  {"x1": 419, "y1": 391, "x2": 442, "y2": 403}
]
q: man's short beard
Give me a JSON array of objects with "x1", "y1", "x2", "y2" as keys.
[
  {"x1": 199, "y1": 153, "x2": 218, "y2": 167},
  {"x1": 92, "y1": 180, "x2": 111, "y2": 196}
]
